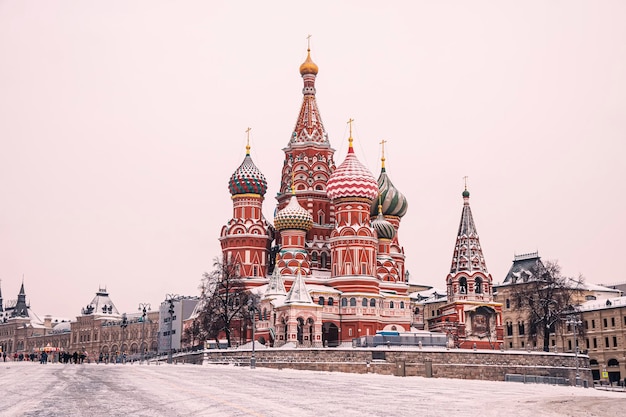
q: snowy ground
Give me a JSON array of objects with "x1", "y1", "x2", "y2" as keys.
[{"x1": 0, "y1": 361, "x2": 624, "y2": 417}]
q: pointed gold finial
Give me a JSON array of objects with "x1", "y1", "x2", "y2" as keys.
[
  {"x1": 245, "y1": 127, "x2": 252, "y2": 155},
  {"x1": 291, "y1": 169, "x2": 296, "y2": 194},
  {"x1": 380, "y1": 139, "x2": 387, "y2": 169},
  {"x1": 463, "y1": 175, "x2": 468, "y2": 191},
  {"x1": 347, "y1": 118, "x2": 354, "y2": 149},
  {"x1": 300, "y1": 35, "x2": 318, "y2": 75},
  {"x1": 378, "y1": 193, "x2": 383, "y2": 215}
]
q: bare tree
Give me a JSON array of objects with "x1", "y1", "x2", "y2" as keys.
[
  {"x1": 196, "y1": 257, "x2": 254, "y2": 348},
  {"x1": 511, "y1": 260, "x2": 584, "y2": 352}
]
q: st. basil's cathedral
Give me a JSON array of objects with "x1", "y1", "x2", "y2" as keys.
[{"x1": 219, "y1": 46, "x2": 503, "y2": 349}]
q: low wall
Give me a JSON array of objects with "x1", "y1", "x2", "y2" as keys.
[{"x1": 172, "y1": 347, "x2": 591, "y2": 386}]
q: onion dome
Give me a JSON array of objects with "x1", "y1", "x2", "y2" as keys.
[
  {"x1": 274, "y1": 194, "x2": 313, "y2": 231},
  {"x1": 228, "y1": 143, "x2": 267, "y2": 196},
  {"x1": 371, "y1": 204, "x2": 396, "y2": 240},
  {"x1": 327, "y1": 137, "x2": 378, "y2": 202},
  {"x1": 299, "y1": 48, "x2": 319, "y2": 76},
  {"x1": 370, "y1": 152, "x2": 408, "y2": 218}
]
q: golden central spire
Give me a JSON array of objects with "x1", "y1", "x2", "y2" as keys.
[
  {"x1": 299, "y1": 35, "x2": 319, "y2": 75},
  {"x1": 245, "y1": 127, "x2": 251, "y2": 155}
]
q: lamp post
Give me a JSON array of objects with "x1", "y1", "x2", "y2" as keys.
[
  {"x1": 248, "y1": 298, "x2": 258, "y2": 369},
  {"x1": 165, "y1": 294, "x2": 178, "y2": 364},
  {"x1": 566, "y1": 314, "x2": 582, "y2": 387},
  {"x1": 120, "y1": 313, "x2": 128, "y2": 364},
  {"x1": 138, "y1": 303, "x2": 151, "y2": 363}
]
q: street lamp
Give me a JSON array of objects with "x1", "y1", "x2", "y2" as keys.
[
  {"x1": 120, "y1": 313, "x2": 128, "y2": 364},
  {"x1": 165, "y1": 294, "x2": 178, "y2": 364},
  {"x1": 566, "y1": 314, "x2": 582, "y2": 387},
  {"x1": 138, "y1": 303, "x2": 151, "y2": 363},
  {"x1": 248, "y1": 297, "x2": 258, "y2": 369}
]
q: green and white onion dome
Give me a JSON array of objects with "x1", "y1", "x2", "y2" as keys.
[
  {"x1": 371, "y1": 210, "x2": 396, "y2": 240},
  {"x1": 370, "y1": 167, "x2": 408, "y2": 218}
]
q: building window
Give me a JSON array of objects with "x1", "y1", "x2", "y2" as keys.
[
  {"x1": 506, "y1": 322, "x2": 513, "y2": 336},
  {"x1": 362, "y1": 298, "x2": 368, "y2": 307},
  {"x1": 348, "y1": 328, "x2": 353, "y2": 336},
  {"x1": 341, "y1": 298, "x2": 347, "y2": 307},
  {"x1": 459, "y1": 277, "x2": 467, "y2": 294},
  {"x1": 328, "y1": 297, "x2": 334, "y2": 306},
  {"x1": 474, "y1": 277, "x2": 483, "y2": 294},
  {"x1": 318, "y1": 297, "x2": 325, "y2": 306},
  {"x1": 586, "y1": 338, "x2": 590, "y2": 349},
  {"x1": 605, "y1": 337, "x2": 609, "y2": 348},
  {"x1": 505, "y1": 299, "x2": 510, "y2": 309},
  {"x1": 611, "y1": 317, "x2": 615, "y2": 327},
  {"x1": 350, "y1": 298, "x2": 357, "y2": 307},
  {"x1": 592, "y1": 319, "x2": 595, "y2": 329},
  {"x1": 604, "y1": 318, "x2": 608, "y2": 328},
  {"x1": 390, "y1": 301, "x2": 395, "y2": 309},
  {"x1": 370, "y1": 299, "x2": 376, "y2": 307},
  {"x1": 518, "y1": 322, "x2": 525, "y2": 336},
  {"x1": 593, "y1": 338, "x2": 597, "y2": 349},
  {"x1": 613, "y1": 336, "x2": 618, "y2": 347}
]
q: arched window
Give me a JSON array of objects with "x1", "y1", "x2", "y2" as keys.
[
  {"x1": 370, "y1": 299, "x2": 376, "y2": 307},
  {"x1": 362, "y1": 298, "x2": 368, "y2": 307},
  {"x1": 312, "y1": 252, "x2": 318, "y2": 262},
  {"x1": 341, "y1": 298, "x2": 347, "y2": 307},
  {"x1": 474, "y1": 277, "x2": 483, "y2": 294},
  {"x1": 321, "y1": 253, "x2": 328, "y2": 269},
  {"x1": 414, "y1": 307, "x2": 420, "y2": 314},
  {"x1": 505, "y1": 299, "x2": 510, "y2": 309},
  {"x1": 459, "y1": 277, "x2": 467, "y2": 294},
  {"x1": 390, "y1": 301, "x2": 395, "y2": 309},
  {"x1": 400, "y1": 301, "x2": 405, "y2": 309},
  {"x1": 506, "y1": 322, "x2": 513, "y2": 336},
  {"x1": 327, "y1": 297, "x2": 334, "y2": 306},
  {"x1": 350, "y1": 297, "x2": 357, "y2": 307},
  {"x1": 318, "y1": 296, "x2": 325, "y2": 306}
]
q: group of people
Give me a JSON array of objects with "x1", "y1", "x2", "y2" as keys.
[{"x1": 0, "y1": 350, "x2": 87, "y2": 364}]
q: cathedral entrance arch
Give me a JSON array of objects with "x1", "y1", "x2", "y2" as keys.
[{"x1": 323, "y1": 322, "x2": 339, "y2": 347}]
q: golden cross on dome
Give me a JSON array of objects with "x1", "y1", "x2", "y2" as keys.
[
  {"x1": 380, "y1": 139, "x2": 387, "y2": 168},
  {"x1": 463, "y1": 175, "x2": 468, "y2": 190},
  {"x1": 245, "y1": 127, "x2": 252, "y2": 155},
  {"x1": 347, "y1": 118, "x2": 354, "y2": 148},
  {"x1": 306, "y1": 34, "x2": 312, "y2": 50}
]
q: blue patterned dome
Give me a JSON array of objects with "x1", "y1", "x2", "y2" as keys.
[
  {"x1": 228, "y1": 150, "x2": 267, "y2": 196},
  {"x1": 370, "y1": 167, "x2": 408, "y2": 218},
  {"x1": 274, "y1": 195, "x2": 313, "y2": 231}
]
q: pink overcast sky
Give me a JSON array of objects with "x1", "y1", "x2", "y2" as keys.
[{"x1": 1, "y1": 1, "x2": 625, "y2": 319}]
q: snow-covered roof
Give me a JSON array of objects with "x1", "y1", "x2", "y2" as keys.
[
  {"x1": 410, "y1": 287, "x2": 448, "y2": 304},
  {"x1": 579, "y1": 296, "x2": 626, "y2": 312}
]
